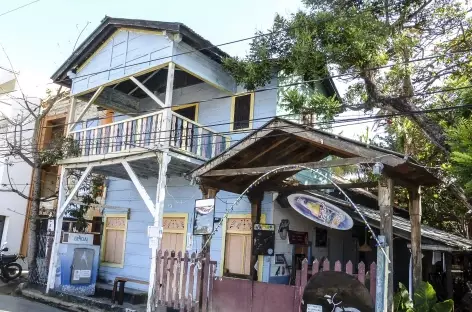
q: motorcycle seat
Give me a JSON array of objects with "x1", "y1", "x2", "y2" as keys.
[{"x1": 1, "y1": 255, "x2": 17, "y2": 263}]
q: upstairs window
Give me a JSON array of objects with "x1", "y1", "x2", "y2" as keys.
[{"x1": 231, "y1": 93, "x2": 254, "y2": 131}]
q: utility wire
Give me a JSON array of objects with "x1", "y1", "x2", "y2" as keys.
[{"x1": 0, "y1": 0, "x2": 40, "y2": 18}]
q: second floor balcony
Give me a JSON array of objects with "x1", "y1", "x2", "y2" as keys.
[{"x1": 67, "y1": 110, "x2": 230, "y2": 163}]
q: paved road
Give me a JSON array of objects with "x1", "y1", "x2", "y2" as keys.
[{"x1": 0, "y1": 295, "x2": 66, "y2": 311}]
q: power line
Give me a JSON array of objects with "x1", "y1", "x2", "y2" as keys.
[{"x1": 0, "y1": 0, "x2": 40, "y2": 18}]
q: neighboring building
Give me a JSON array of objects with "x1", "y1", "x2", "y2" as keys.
[{"x1": 0, "y1": 71, "x2": 36, "y2": 255}]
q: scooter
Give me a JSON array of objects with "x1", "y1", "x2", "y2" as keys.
[{"x1": 0, "y1": 242, "x2": 23, "y2": 282}]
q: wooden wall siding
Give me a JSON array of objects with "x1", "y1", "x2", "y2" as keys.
[
  {"x1": 72, "y1": 29, "x2": 172, "y2": 95},
  {"x1": 173, "y1": 42, "x2": 236, "y2": 93},
  {"x1": 100, "y1": 175, "x2": 273, "y2": 290}
]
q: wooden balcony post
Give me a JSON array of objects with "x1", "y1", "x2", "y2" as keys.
[
  {"x1": 161, "y1": 62, "x2": 175, "y2": 148},
  {"x1": 248, "y1": 192, "x2": 263, "y2": 281},
  {"x1": 408, "y1": 186, "x2": 422, "y2": 293},
  {"x1": 378, "y1": 176, "x2": 394, "y2": 311}
]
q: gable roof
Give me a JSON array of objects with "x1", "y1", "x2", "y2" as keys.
[
  {"x1": 51, "y1": 16, "x2": 230, "y2": 87},
  {"x1": 190, "y1": 117, "x2": 438, "y2": 193}
]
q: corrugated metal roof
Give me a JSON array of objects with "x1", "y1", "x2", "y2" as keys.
[{"x1": 304, "y1": 191, "x2": 472, "y2": 251}]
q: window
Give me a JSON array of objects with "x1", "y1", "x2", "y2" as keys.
[
  {"x1": 172, "y1": 103, "x2": 199, "y2": 122},
  {"x1": 230, "y1": 94, "x2": 254, "y2": 131},
  {"x1": 101, "y1": 214, "x2": 127, "y2": 267},
  {"x1": 160, "y1": 214, "x2": 187, "y2": 254}
]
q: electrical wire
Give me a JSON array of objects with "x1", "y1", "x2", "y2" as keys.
[{"x1": 0, "y1": 0, "x2": 40, "y2": 18}]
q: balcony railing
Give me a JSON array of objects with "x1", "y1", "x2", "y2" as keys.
[{"x1": 69, "y1": 110, "x2": 230, "y2": 160}]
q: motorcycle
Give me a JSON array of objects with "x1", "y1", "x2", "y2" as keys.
[{"x1": 0, "y1": 242, "x2": 23, "y2": 282}]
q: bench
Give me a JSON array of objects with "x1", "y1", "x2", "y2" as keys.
[{"x1": 112, "y1": 276, "x2": 149, "y2": 305}]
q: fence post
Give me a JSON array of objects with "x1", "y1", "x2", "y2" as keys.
[{"x1": 375, "y1": 236, "x2": 388, "y2": 312}]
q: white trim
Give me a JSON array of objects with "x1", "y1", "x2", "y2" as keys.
[
  {"x1": 130, "y1": 76, "x2": 165, "y2": 108},
  {"x1": 58, "y1": 165, "x2": 94, "y2": 217},
  {"x1": 147, "y1": 152, "x2": 171, "y2": 311},
  {"x1": 122, "y1": 160, "x2": 156, "y2": 218},
  {"x1": 68, "y1": 86, "x2": 104, "y2": 132}
]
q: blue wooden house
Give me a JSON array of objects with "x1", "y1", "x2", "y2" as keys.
[{"x1": 45, "y1": 16, "x2": 338, "y2": 307}]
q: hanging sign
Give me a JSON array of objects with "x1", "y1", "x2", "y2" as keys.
[
  {"x1": 252, "y1": 224, "x2": 275, "y2": 256},
  {"x1": 193, "y1": 198, "x2": 215, "y2": 235},
  {"x1": 287, "y1": 194, "x2": 353, "y2": 230},
  {"x1": 288, "y1": 230, "x2": 309, "y2": 245}
]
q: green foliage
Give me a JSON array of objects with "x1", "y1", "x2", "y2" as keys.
[
  {"x1": 394, "y1": 282, "x2": 454, "y2": 312},
  {"x1": 39, "y1": 136, "x2": 80, "y2": 166},
  {"x1": 447, "y1": 118, "x2": 472, "y2": 195},
  {"x1": 66, "y1": 173, "x2": 105, "y2": 232}
]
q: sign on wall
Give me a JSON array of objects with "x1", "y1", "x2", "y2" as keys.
[
  {"x1": 288, "y1": 230, "x2": 309, "y2": 245},
  {"x1": 252, "y1": 224, "x2": 275, "y2": 256},
  {"x1": 193, "y1": 198, "x2": 215, "y2": 235},
  {"x1": 62, "y1": 233, "x2": 94, "y2": 245},
  {"x1": 287, "y1": 194, "x2": 354, "y2": 230}
]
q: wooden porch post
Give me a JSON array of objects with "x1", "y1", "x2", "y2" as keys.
[
  {"x1": 445, "y1": 252, "x2": 453, "y2": 299},
  {"x1": 199, "y1": 185, "x2": 219, "y2": 254},
  {"x1": 378, "y1": 176, "x2": 394, "y2": 311},
  {"x1": 408, "y1": 186, "x2": 422, "y2": 292},
  {"x1": 248, "y1": 192, "x2": 263, "y2": 281},
  {"x1": 148, "y1": 152, "x2": 171, "y2": 311}
]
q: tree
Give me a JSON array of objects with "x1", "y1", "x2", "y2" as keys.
[{"x1": 222, "y1": 0, "x2": 472, "y2": 207}]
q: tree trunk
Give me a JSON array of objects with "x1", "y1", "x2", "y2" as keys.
[{"x1": 27, "y1": 165, "x2": 41, "y2": 281}]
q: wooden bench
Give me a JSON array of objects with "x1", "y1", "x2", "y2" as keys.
[{"x1": 112, "y1": 276, "x2": 149, "y2": 305}]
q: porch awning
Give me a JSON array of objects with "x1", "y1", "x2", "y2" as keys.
[
  {"x1": 190, "y1": 118, "x2": 439, "y2": 194},
  {"x1": 277, "y1": 191, "x2": 472, "y2": 251}
]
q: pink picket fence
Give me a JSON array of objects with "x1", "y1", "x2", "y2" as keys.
[{"x1": 296, "y1": 259, "x2": 377, "y2": 305}]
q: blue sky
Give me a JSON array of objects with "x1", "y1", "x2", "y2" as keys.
[{"x1": 0, "y1": 0, "x2": 301, "y2": 95}]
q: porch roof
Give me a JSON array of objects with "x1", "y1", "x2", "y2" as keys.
[
  {"x1": 52, "y1": 16, "x2": 230, "y2": 87},
  {"x1": 190, "y1": 118, "x2": 439, "y2": 194},
  {"x1": 279, "y1": 191, "x2": 472, "y2": 251}
]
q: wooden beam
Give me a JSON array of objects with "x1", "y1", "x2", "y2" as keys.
[
  {"x1": 122, "y1": 160, "x2": 155, "y2": 218},
  {"x1": 58, "y1": 165, "x2": 93, "y2": 217},
  {"x1": 69, "y1": 86, "x2": 104, "y2": 132},
  {"x1": 128, "y1": 69, "x2": 161, "y2": 95},
  {"x1": 245, "y1": 137, "x2": 290, "y2": 165},
  {"x1": 273, "y1": 181, "x2": 378, "y2": 192},
  {"x1": 202, "y1": 157, "x2": 375, "y2": 177},
  {"x1": 130, "y1": 76, "x2": 165, "y2": 108},
  {"x1": 378, "y1": 176, "x2": 394, "y2": 311},
  {"x1": 408, "y1": 186, "x2": 422, "y2": 293},
  {"x1": 80, "y1": 87, "x2": 140, "y2": 113}
]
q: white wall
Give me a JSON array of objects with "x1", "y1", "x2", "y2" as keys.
[{"x1": 0, "y1": 76, "x2": 35, "y2": 254}]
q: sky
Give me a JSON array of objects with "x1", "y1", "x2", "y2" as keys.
[
  {"x1": 0, "y1": 0, "x2": 373, "y2": 140},
  {"x1": 0, "y1": 0, "x2": 302, "y2": 96}
]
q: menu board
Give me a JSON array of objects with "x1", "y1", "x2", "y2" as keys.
[{"x1": 252, "y1": 224, "x2": 275, "y2": 256}]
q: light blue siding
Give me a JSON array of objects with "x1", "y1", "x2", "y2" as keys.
[
  {"x1": 72, "y1": 29, "x2": 172, "y2": 95},
  {"x1": 101, "y1": 174, "x2": 274, "y2": 289},
  {"x1": 173, "y1": 42, "x2": 236, "y2": 93}
]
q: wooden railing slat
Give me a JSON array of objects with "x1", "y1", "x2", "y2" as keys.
[
  {"x1": 174, "y1": 251, "x2": 182, "y2": 309},
  {"x1": 180, "y1": 251, "x2": 189, "y2": 312},
  {"x1": 300, "y1": 259, "x2": 308, "y2": 291},
  {"x1": 370, "y1": 262, "x2": 377, "y2": 304},
  {"x1": 161, "y1": 250, "x2": 169, "y2": 306},
  {"x1": 153, "y1": 249, "x2": 162, "y2": 307},
  {"x1": 334, "y1": 261, "x2": 342, "y2": 272},
  {"x1": 168, "y1": 253, "x2": 176, "y2": 306},
  {"x1": 201, "y1": 253, "x2": 211, "y2": 312},
  {"x1": 346, "y1": 261, "x2": 353, "y2": 275},
  {"x1": 195, "y1": 259, "x2": 203, "y2": 310},
  {"x1": 187, "y1": 253, "x2": 196, "y2": 311},
  {"x1": 358, "y1": 261, "x2": 366, "y2": 285}
]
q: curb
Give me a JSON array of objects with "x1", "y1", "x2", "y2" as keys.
[{"x1": 20, "y1": 287, "x2": 105, "y2": 312}]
